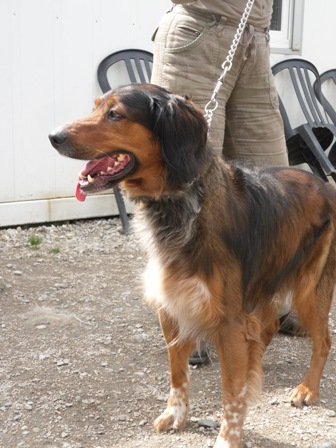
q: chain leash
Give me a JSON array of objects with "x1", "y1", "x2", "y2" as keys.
[{"x1": 204, "y1": 0, "x2": 255, "y2": 130}]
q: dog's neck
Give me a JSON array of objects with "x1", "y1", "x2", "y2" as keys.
[
  {"x1": 134, "y1": 175, "x2": 201, "y2": 203},
  {"x1": 133, "y1": 178, "x2": 204, "y2": 250},
  {"x1": 142, "y1": 177, "x2": 204, "y2": 222}
]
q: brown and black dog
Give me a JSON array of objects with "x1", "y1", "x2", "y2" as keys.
[{"x1": 49, "y1": 84, "x2": 335, "y2": 448}]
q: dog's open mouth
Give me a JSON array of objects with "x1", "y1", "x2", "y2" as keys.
[{"x1": 76, "y1": 151, "x2": 136, "y2": 202}]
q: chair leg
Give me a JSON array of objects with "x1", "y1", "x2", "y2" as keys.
[
  {"x1": 301, "y1": 149, "x2": 328, "y2": 181},
  {"x1": 113, "y1": 186, "x2": 130, "y2": 234},
  {"x1": 299, "y1": 126, "x2": 336, "y2": 176},
  {"x1": 328, "y1": 142, "x2": 336, "y2": 182},
  {"x1": 308, "y1": 163, "x2": 328, "y2": 181},
  {"x1": 328, "y1": 141, "x2": 336, "y2": 166}
]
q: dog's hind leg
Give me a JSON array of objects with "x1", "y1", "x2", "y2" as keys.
[
  {"x1": 214, "y1": 316, "x2": 264, "y2": 448},
  {"x1": 153, "y1": 309, "x2": 194, "y2": 432},
  {"x1": 290, "y1": 280, "x2": 333, "y2": 407},
  {"x1": 290, "y1": 236, "x2": 335, "y2": 407}
]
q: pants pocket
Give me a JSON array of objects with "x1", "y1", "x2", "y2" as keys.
[{"x1": 154, "y1": 11, "x2": 216, "y2": 54}]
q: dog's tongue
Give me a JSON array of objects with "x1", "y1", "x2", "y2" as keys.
[
  {"x1": 75, "y1": 158, "x2": 110, "y2": 202},
  {"x1": 76, "y1": 183, "x2": 87, "y2": 202}
]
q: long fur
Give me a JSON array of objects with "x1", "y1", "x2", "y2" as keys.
[{"x1": 50, "y1": 83, "x2": 336, "y2": 448}]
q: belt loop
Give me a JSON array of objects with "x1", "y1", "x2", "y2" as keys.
[
  {"x1": 243, "y1": 24, "x2": 256, "y2": 61},
  {"x1": 214, "y1": 14, "x2": 227, "y2": 31},
  {"x1": 242, "y1": 23, "x2": 254, "y2": 46}
]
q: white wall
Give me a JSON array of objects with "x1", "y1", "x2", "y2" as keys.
[
  {"x1": 300, "y1": 0, "x2": 336, "y2": 73},
  {"x1": 271, "y1": 0, "x2": 336, "y2": 71},
  {"x1": 0, "y1": 0, "x2": 170, "y2": 226},
  {"x1": 1, "y1": 0, "x2": 335, "y2": 227}
]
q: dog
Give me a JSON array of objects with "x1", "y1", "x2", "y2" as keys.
[{"x1": 49, "y1": 84, "x2": 335, "y2": 448}]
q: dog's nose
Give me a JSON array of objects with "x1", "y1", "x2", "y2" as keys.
[{"x1": 49, "y1": 129, "x2": 68, "y2": 148}]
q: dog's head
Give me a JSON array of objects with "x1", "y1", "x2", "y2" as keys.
[{"x1": 49, "y1": 84, "x2": 209, "y2": 200}]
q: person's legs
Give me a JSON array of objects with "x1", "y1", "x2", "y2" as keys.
[
  {"x1": 223, "y1": 28, "x2": 289, "y2": 166},
  {"x1": 151, "y1": 6, "x2": 239, "y2": 155}
]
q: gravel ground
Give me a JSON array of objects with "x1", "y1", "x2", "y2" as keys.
[{"x1": 0, "y1": 217, "x2": 335, "y2": 448}]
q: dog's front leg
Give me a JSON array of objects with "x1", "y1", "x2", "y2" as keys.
[
  {"x1": 154, "y1": 309, "x2": 194, "y2": 432},
  {"x1": 214, "y1": 319, "x2": 262, "y2": 448}
]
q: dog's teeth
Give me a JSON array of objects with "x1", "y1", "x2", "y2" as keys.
[
  {"x1": 118, "y1": 154, "x2": 126, "y2": 161},
  {"x1": 107, "y1": 167, "x2": 113, "y2": 172},
  {"x1": 87, "y1": 174, "x2": 94, "y2": 184}
]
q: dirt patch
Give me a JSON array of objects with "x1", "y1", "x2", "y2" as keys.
[{"x1": 0, "y1": 218, "x2": 335, "y2": 448}]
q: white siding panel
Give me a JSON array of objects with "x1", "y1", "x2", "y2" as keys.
[
  {"x1": 12, "y1": 0, "x2": 56, "y2": 201},
  {"x1": 301, "y1": 0, "x2": 336, "y2": 73},
  {"x1": 0, "y1": 0, "x2": 15, "y2": 202},
  {"x1": 0, "y1": 193, "x2": 127, "y2": 227},
  {"x1": 53, "y1": 0, "x2": 97, "y2": 198}
]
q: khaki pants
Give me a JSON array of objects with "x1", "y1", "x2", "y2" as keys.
[{"x1": 151, "y1": 6, "x2": 289, "y2": 166}]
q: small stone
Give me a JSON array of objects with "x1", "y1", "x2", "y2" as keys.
[
  {"x1": 14, "y1": 271, "x2": 23, "y2": 276},
  {"x1": 55, "y1": 283, "x2": 68, "y2": 289},
  {"x1": 57, "y1": 359, "x2": 70, "y2": 367},
  {"x1": 326, "y1": 410, "x2": 336, "y2": 417},
  {"x1": 197, "y1": 419, "x2": 220, "y2": 429}
]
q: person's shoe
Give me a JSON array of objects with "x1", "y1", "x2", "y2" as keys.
[
  {"x1": 189, "y1": 349, "x2": 210, "y2": 366},
  {"x1": 279, "y1": 312, "x2": 307, "y2": 337}
]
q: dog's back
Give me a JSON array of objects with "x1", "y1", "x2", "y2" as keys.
[{"x1": 203, "y1": 160, "x2": 336, "y2": 310}]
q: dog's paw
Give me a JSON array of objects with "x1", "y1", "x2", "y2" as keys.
[
  {"x1": 213, "y1": 434, "x2": 240, "y2": 448},
  {"x1": 153, "y1": 404, "x2": 188, "y2": 432},
  {"x1": 154, "y1": 385, "x2": 189, "y2": 432},
  {"x1": 290, "y1": 383, "x2": 319, "y2": 407}
]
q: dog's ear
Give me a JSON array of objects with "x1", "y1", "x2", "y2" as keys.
[{"x1": 151, "y1": 94, "x2": 208, "y2": 188}]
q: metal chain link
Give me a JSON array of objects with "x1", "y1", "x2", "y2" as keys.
[{"x1": 204, "y1": 0, "x2": 255, "y2": 129}]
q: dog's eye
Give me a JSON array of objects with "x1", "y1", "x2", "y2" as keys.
[{"x1": 107, "y1": 109, "x2": 123, "y2": 121}]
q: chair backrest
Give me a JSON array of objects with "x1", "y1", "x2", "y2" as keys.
[
  {"x1": 97, "y1": 49, "x2": 153, "y2": 93},
  {"x1": 315, "y1": 69, "x2": 336, "y2": 126},
  {"x1": 272, "y1": 58, "x2": 331, "y2": 138}
]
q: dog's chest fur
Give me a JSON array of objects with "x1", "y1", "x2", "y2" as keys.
[
  {"x1": 143, "y1": 256, "x2": 212, "y2": 339},
  {"x1": 134, "y1": 188, "x2": 214, "y2": 339}
]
